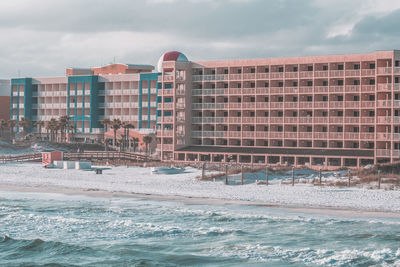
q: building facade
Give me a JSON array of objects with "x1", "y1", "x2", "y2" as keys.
[
  {"x1": 10, "y1": 64, "x2": 160, "y2": 140},
  {"x1": 0, "y1": 79, "x2": 11, "y2": 121},
  {"x1": 156, "y1": 50, "x2": 400, "y2": 167}
]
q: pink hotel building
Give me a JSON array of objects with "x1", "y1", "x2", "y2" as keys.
[{"x1": 10, "y1": 50, "x2": 400, "y2": 167}]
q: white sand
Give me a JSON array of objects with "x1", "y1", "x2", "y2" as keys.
[{"x1": 1, "y1": 162, "x2": 400, "y2": 215}]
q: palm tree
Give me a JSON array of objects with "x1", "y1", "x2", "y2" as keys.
[
  {"x1": 122, "y1": 123, "x2": 135, "y2": 151},
  {"x1": 131, "y1": 137, "x2": 139, "y2": 152},
  {"x1": 67, "y1": 124, "x2": 75, "y2": 143},
  {"x1": 111, "y1": 119, "x2": 122, "y2": 148},
  {"x1": 101, "y1": 118, "x2": 111, "y2": 151},
  {"x1": 143, "y1": 135, "x2": 152, "y2": 155},
  {"x1": 8, "y1": 120, "x2": 17, "y2": 141},
  {"x1": 0, "y1": 119, "x2": 7, "y2": 138},
  {"x1": 47, "y1": 118, "x2": 59, "y2": 142},
  {"x1": 58, "y1": 116, "x2": 70, "y2": 142},
  {"x1": 35, "y1": 120, "x2": 45, "y2": 141},
  {"x1": 18, "y1": 117, "x2": 31, "y2": 137}
]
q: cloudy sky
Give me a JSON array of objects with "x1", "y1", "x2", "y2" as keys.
[{"x1": 0, "y1": 0, "x2": 400, "y2": 80}]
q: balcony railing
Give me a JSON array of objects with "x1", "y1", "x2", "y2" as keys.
[{"x1": 377, "y1": 67, "x2": 392, "y2": 75}]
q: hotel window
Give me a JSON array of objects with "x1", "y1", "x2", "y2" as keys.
[
  {"x1": 264, "y1": 111, "x2": 269, "y2": 117},
  {"x1": 223, "y1": 126, "x2": 228, "y2": 131},
  {"x1": 353, "y1": 127, "x2": 359, "y2": 132},
  {"x1": 338, "y1": 111, "x2": 343, "y2": 117},
  {"x1": 307, "y1": 66, "x2": 313, "y2": 71},
  {"x1": 293, "y1": 81, "x2": 298, "y2": 86},
  {"x1": 224, "y1": 83, "x2": 228, "y2": 88},
  {"x1": 322, "y1": 111, "x2": 327, "y2": 117},
  {"x1": 370, "y1": 63, "x2": 375, "y2": 69},
  {"x1": 322, "y1": 96, "x2": 328, "y2": 101},
  {"x1": 306, "y1": 141, "x2": 312, "y2": 147},
  {"x1": 237, "y1": 126, "x2": 241, "y2": 131},
  {"x1": 293, "y1": 126, "x2": 297, "y2": 132},
  {"x1": 353, "y1": 111, "x2": 359, "y2": 117},
  {"x1": 238, "y1": 97, "x2": 242, "y2": 103},
  {"x1": 250, "y1": 111, "x2": 255, "y2": 117},
  {"x1": 323, "y1": 81, "x2": 328, "y2": 86},
  {"x1": 293, "y1": 96, "x2": 298, "y2": 102},
  {"x1": 238, "y1": 69, "x2": 242, "y2": 74},
  {"x1": 395, "y1": 77, "x2": 399, "y2": 83},
  {"x1": 337, "y1": 95, "x2": 343, "y2": 101},
  {"x1": 211, "y1": 84, "x2": 215, "y2": 89},
  {"x1": 211, "y1": 98, "x2": 215, "y2": 103},
  {"x1": 278, "y1": 111, "x2": 283, "y2": 117},
  {"x1": 338, "y1": 80, "x2": 344, "y2": 86},
  {"x1": 395, "y1": 143, "x2": 400, "y2": 149},
  {"x1": 322, "y1": 127, "x2": 327, "y2": 132},
  {"x1": 337, "y1": 126, "x2": 343, "y2": 132},
  {"x1": 250, "y1": 97, "x2": 255, "y2": 102},
  {"x1": 251, "y1": 68, "x2": 255, "y2": 73},
  {"x1": 369, "y1": 95, "x2": 375, "y2": 101},
  {"x1": 307, "y1": 126, "x2": 312, "y2": 132},
  {"x1": 369, "y1": 111, "x2": 375, "y2": 117},
  {"x1": 370, "y1": 79, "x2": 375, "y2": 85},
  {"x1": 323, "y1": 65, "x2": 328, "y2": 71},
  {"x1": 238, "y1": 112, "x2": 241, "y2": 117},
  {"x1": 265, "y1": 67, "x2": 269, "y2": 73},
  {"x1": 278, "y1": 82, "x2": 284, "y2": 87},
  {"x1": 353, "y1": 80, "x2": 360, "y2": 85},
  {"x1": 264, "y1": 126, "x2": 269, "y2": 131},
  {"x1": 337, "y1": 142, "x2": 343, "y2": 148},
  {"x1": 264, "y1": 141, "x2": 268, "y2": 146},
  {"x1": 395, "y1": 94, "x2": 399, "y2": 100},
  {"x1": 369, "y1": 127, "x2": 374, "y2": 133},
  {"x1": 211, "y1": 112, "x2": 215, "y2": 117},
  {"x1": 353, "y1": 95, "x2": 359, "y2": 101},
  {"x1": 353, "y1": 143, "x2": 359, "y2": 148},
  {"x1": 396, "y1": 61, "x2": 400, "y2": 67},
  {"x1": 368, "y1": 143, "x2": 374, "y2": 149},
  {"x1": 322, "y1": 142, "x2": 327, "y2": 147},
  {"x1": 224, "y1": 112, "x2": 228, "y2": 117},
  {"x1": 306, "y1": 111, "x2": 312, "y2": 117},
  {"x1": 250, "y1": 126, "x2": 255, "y2": 131},
  {"x1": 251, "y1": 82, "x2": 255, "y2": 88},
  {"x1": 224, "y1": 69, "x2": 228, "y2": 74},
  {"x1": 278, "y1": 96, "x2": 283, "y2": 102},
  {"x1": 277, "y1": 141, "x2": 282, "y2": 146},
  {"x1": 211, "y1": 70, "x2": 216, "y2": 74},
  {"x1": 293, "y1": 111, "x2": 297, "y2": 117},
  {"x1": 278, "y1": 67, "x2": 284, "y2": 72},
  {"x1": 238, "y1": 83, "x2": 241, "y2": 88},
  {"x1": 264, "y1": 82, "x2": 269, "y2": 87},
  {"x1": 306, "y1": 81, "x2": 312, "y2": 86},
  {"x1": 354, "y1": 64, "x2": 360, "y2": 70},
  {"x1": 293, "y1": 66, "x2": 298, "y2": 72},
  {"x1": 307, "y1": 96, "x2": 312, "y2": 102},
  {"x1": 278, "y1": 126, "x2": 283, "y2": 132},
  {"x1": 264, "y1": 97, "x2": 269, "y2": 102},
  {"x1": 338, "y1": 64, "x2": 344, "y2": 70},
  {"x1": 224, "y1": 97, "x2": 228, "y2": 103}
]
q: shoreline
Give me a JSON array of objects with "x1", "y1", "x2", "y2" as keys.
[{"x1": 1, "y1": 184, "x2": 400, "y2": 219}]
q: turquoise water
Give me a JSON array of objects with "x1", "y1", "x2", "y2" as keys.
[{"x1": 1, "y1": 191, "x2": 400, "y2": 266}]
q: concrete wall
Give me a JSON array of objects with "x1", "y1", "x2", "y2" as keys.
[{"x1": 0, "y1": 96, "x2": 10, "y2": 121}]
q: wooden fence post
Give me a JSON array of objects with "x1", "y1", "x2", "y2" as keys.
[
  {"x1": 241, "y1": 165, "x2": 244, "y2": 185},
  {"x1": 319, "y1": 168, "x2": 322, "y2": 185},
  {"x1": 202, "y1": 163, "x2": 206, "y2": 180},
  {"x1": 225, "y1": 164, "x2": 228, "y2": 185},
  {"x1": 378, "y1": 170, "x2": 381, "y2": 189},
  {"x1": 348, "y1": 171, "x2": 351, "y2": 187},
  {"x1": 292, "y1": 166, "x2": 295, "y2": 186},
  {"x1": 266, "y1": 166, "x2": 269, "y2": 186}
]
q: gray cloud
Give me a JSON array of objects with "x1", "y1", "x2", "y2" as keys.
[{"x1": 0, "y1": 0, "x2": 399, "y2": 79}]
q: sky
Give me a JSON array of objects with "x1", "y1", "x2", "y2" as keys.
[{"x1": 0, "y1": 0, "x2": 400, "y2": 81}]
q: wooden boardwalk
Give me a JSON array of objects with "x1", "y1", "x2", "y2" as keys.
[
  {"x1": 0, "y1": 153, "x2": 42, "y2": 163},
  {"x1": 63, "y1": 151, "x2": 151, "y2": 162}
]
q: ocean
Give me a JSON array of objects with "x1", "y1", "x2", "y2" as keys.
[{"x1": 1, "y1": 190, "x2": 400, "y2": 266}]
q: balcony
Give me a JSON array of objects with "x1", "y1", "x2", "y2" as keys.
[
  {"x1": 256, "y1": 117, "x2": 269, "y2": 123},
  {"x1": 345, "y1": 70, "x2": 360, "y2": 76},
  {"x1": 299, "y1": 86, "x2": 313, "y2": 93},
  {"x1": 284, "y1": 132, "x2": 297, "y2": 139},
  {"x1": 376, "y1": 132, "x2": 391, "y2": 140},
  {"x1": 329, "y1": 117, "x2": 343, "y2": 123},
  {"x1": 377, "y1": 67, "x2": 392, "y2": 75},
  {"x1": 256, "y1": 132, "x2": 269, "y2": 138},
  {"x1": 344, "y1": 117, "x2": 359, "y2": 124},
  {"x1": 361, "y1": 69, "x2": 375, "y2": 76},
  {"x1": 229, "y1": 74, "x2": 242, "y2": 80},
  {"x1": 270, "y1": 117, "x2": 284, "y2": 123},
  {"x1": 243, "y1": 73, "x2": 256, "y2": 80},
  {"x1": 345, "y1": 85, "x2": 360, "y2": 92},
  {"x1": 314, "y1": 71, "x2": 328, "y2": 78},
  {"x1": 314, "y1": 117, "x2": 328, "y2": 123},
  {"x1": 243, "y1": 88, "x2": 255, "y2": 94},
  {"x1": 329, "y1": 86, "x2": 344, "y2": 93},
  {"x1": 344, "y1": 133, "x2": 359, "y2": 139},
  {"x1": 285, "y1": 72, "x2": 298, "y2": 79},
  {"x1": 362, "y1": 85, "x2": 375, "y2": 92},
  {"x1": 299, "y1": 71, "x2": 313, "y2": 78},
  {"x1": 330, "y1": 70, "x2": 344, "y2": 77},
  {"x1": 314, "y1": 102, "x2": 328, "y2": 108},
  {"x1": 270, "y1": 87, "x2": 284, "y2": 94},
  {"x1": 162, "y1": 130, "x2": 174, "y2": 137},
  {"x1": 329, "y1": 132, "x2": 343, "y2": 139},
  {"x1": 284, "y1": 87, "x2": 298, "y2": 94},
  {"x1": 313, "y1": 132, "x2": 327, "y2": 139},
  {"x1": 242, "y1": 131, "x2": 255, "y2": 138},
  {"x1": 284, "y1": 117, "x2": 298, "y2": 124},
  {"x1": 270, "y1": 102, "x2": 284, "y2": 109},
  {"x1": 298, "y1": 132, "x2": 312, "y2": 139},
  {"x1": 330, "y1": 101, "x2": 343, "y2": 108},
  {"x1": 299, "y1": 117, "x2": 312, "y2": 124},
  {"x1": 376, "y1": 149, "x2": 391, "y2": 157},
  {"x1": 229, "y1": 117, "x2": 242, "y2": 123},
  {"x1": 376, "y1": 100, "x2": 391, "y2": 108},
  {"x1": 269, "y1": 131, "x2": 284, "y2": 138},
  {"x1": 284, "y1": 102, "x2": 298, "y2": 109},
  {"x1": 377, "y1": 84, "x2": 391, "y2": 91},
  {"x1": 229, "y1": 103, "x2": 241, "y2": 109},
  {"x1": 229, "y1": 88, "x2": 242, "y2": 95},
  {"x1": 243, "y1": 117, "x2": 256, "y2": 123},
  {"x1": 345, "y1": 101, "x2": 360, "y2": 108},
  {"x1": 270, "y1": 72, "x2": 284, "y2": 79},
  {"x1": 361, "y1": 101, "x2": 374, "y2": 108},
  {"x1": 242, "y1": 102, "x2": 255, "y2": 109},
  {"x1": 229, "y1": 131, "x2": 241, "y2": 138},
  {"x1": 361, "y1": 117, "x2": 375, "y2": 124},
  {"x1": 360, "y1": 133, "x2": 374, "y2": 139},
  {"x1": 256, "y1": 102, "x2": 269, "y2": 109},
  {"x1": 256, "y1": 73, "x2": 270, "y2": 79},
  {"x1": 314, "y1": 86, "x2": 328, "y2": 93},
  {"x1": 256, "y1": 87, "x2": 269, "y2": 94},
  {"x1": 299, "y1": 102, "x2": 313, "y2": 109}
]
